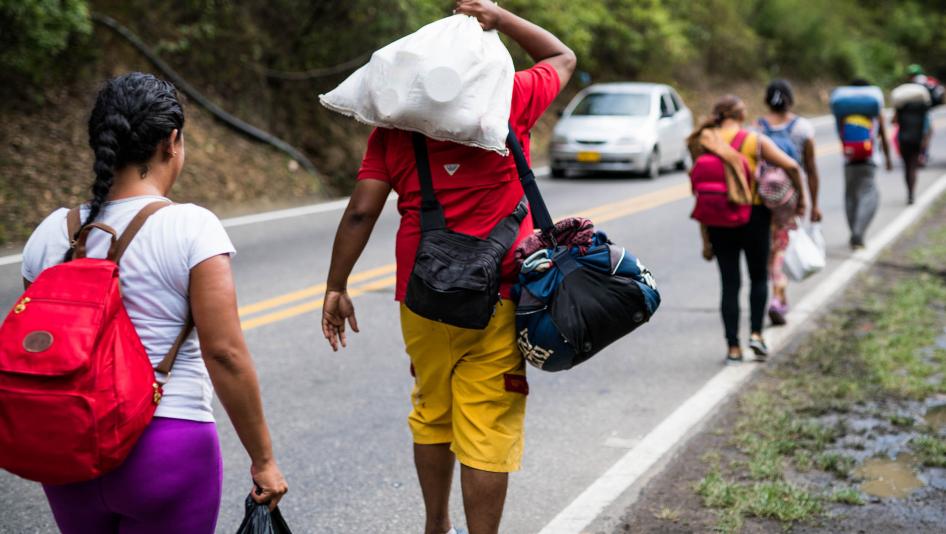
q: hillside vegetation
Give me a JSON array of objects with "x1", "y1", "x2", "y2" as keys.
[{"x1": 1, "y1": 0, "x2": 944, "y2": 245}]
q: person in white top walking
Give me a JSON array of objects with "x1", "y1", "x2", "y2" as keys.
[
  {"x1": 20, "y1": 72, "x2": 287, "y2": 533},
  {"x1": 756, "y1": 80, "x2": 822, "y2": 325}
]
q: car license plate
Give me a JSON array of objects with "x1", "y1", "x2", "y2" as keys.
[{"x1": 576, "y1": 151, "x2": 601, "y2": 163}]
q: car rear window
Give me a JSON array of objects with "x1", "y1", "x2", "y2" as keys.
[{"x1": 571, "y1": 93, "x2": 650, "y2": 117}]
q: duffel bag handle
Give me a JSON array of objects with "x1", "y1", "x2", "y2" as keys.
[{"x1": 505, "y1": 128, "x2": 556, "y2": 243}]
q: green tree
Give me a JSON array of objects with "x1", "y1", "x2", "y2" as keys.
[{"x1": 0, "y1": 0, "x2": 91, "y2": 83}]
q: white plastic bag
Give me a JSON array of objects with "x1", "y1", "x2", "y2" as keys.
[
  {"x1": 319, "y1": 15, "x2": 515, "y2": 155},
  {"x1": 784, "y1": 222, "x2": 826, "y2": 282}
]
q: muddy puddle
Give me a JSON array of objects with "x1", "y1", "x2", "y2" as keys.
[
  {"x1": 925, "y1": 404, "x2": 946, "y2": 432},
  {"x1": 855, "y1": 453, "x2": 924, "y2": 498},
  {"x1": 810, "y1": 398, "x2": 946, "y2": 501}
]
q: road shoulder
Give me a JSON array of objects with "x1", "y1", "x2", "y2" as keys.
[{"x1": 616, "y1": 192, "x2": 946, "y2": 532}]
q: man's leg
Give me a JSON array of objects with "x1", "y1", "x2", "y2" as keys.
[
  {"x1": 855, "y1": 165, "x2": 880, "y2": 243},
  {"x1": 450, "y1": 302, "x2": 526, "y2": 534},
  {"x1": 902, "y1": 143, "x2": 920, "y2": 204},
  {"x1": 843, "y1": 164, "x2": 859, "y2": 243},
  {"x1": 415, "y1": 443, "x2": 456, "y2": 534},
  {"x1": 401, "y1": 304, "x2": 461, "y2": 534},
  {"x1": 460, "y1": 465, "x2": 508, "y2": 534}
]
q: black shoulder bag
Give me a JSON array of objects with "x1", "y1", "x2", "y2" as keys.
[{"x1": 404, "y1": 129, "x2": 555, "y2": 330}]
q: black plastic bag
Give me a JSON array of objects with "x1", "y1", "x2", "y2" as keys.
[{"x1": 236, "y1": 494, "x2": 292, "y2": 534}]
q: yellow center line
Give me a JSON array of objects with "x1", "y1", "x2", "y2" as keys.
[
  {"x1": 238, "y1": 263, "x2": 397, "y2": 317},
  {"x1": 238, "y1": 135, "x2": 851, "y2": 331},
  {"x1": 241, "y1": 275, "x2": 398, "y2": 331}
]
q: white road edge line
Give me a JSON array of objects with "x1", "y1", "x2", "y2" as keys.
[{"x1": 539, "y1": 172, "x2": 946, "y2": 534}]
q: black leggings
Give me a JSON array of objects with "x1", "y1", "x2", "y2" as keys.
[
  {"x1": 900, "y1": 141, "x2": 922, "y2": 199},
  {"x1": 707, "y1": 206, "x2": 772, "y2": 348}
]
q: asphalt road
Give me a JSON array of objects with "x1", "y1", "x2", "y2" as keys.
[{"x1": 2, "y1": 111, "x2": 945, "y2": 533}]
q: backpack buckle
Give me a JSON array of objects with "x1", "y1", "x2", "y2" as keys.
[{"x1": 152, "y1": 383, "x2": 162, "y2": 405}]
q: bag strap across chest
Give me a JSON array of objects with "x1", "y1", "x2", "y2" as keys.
[
  {"x1": 410, "y1": 127, "x2": 556, "y2": 242},
  {"x1": 66, "y1": 201, "x2": 193, "y2": 378}
]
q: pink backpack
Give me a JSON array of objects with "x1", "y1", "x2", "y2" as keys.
[
  {"x1": 689, "y1": 130, "x2": 753, "y2": 228},
  {"x1": 758, "y1": 166, "x2": 799, "y2": 228}
]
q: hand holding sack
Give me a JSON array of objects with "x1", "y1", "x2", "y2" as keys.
[
  {"x1": 319, "y1": 14, "x2": 514, "y2": 155},
  {"x1": 236, "y1": 494, "x2": 292, "y2": 534}
]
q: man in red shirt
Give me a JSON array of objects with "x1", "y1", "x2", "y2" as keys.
[{"x1": 321, "y1": 1, "x2": 575, "y2": 532}]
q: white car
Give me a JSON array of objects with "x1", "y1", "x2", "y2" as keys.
[{"x1": 549, "y1": 83, "x2": 694, "y2": 179}]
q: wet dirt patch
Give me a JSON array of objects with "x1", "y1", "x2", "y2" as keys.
[
  {"x1": 925, "y1": 403, "x2": 946, "y2": 432},
  {"x1": 855, "y1": 454, "x2": 924, "y2": 498}
]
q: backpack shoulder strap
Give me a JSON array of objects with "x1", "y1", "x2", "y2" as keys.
[
  {"x1": 66, "y1": 207, "x2": 82, "y2": 244},
  {"x1": 786, "y1": 117, "x2": 799, "y2": 133},
  {"x1": 757, "y1": 117, "x2": 772, "y2": 134},
  {"x1": 109, "y1": 201, "x2": 173, "y2": 264},
  {"x1": 154, "y1": 312, "x2": 193, "y2": 379},
  {"x1": 110, "y1": 200, "x2": 192, "y2": 380},
  {"x1": 731, "y1": 129, "x2": 750, "y2": 151}
]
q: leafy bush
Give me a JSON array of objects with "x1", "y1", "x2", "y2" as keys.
[{"x1": 0, "y1": 0, "x2": 91, "y2": 83}]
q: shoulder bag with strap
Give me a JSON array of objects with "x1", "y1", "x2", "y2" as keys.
[
  {"x1": 508, "y1": 132, "x2": 662, "y2": 371},
  {"x1": 0, "y1": 201, "x2": 192, "y2": 484},
  {"x1": 405, "y1": 128, "x2": 554, "y2": 330}
]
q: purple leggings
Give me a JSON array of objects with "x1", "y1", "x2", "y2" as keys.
[{"x1": 43, "y1": 417, "x2": 223, "y2": 534}]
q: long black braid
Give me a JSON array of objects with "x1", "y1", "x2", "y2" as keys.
[{"x1": 67, "y1": 72, "x2": 184, "y2": 260}]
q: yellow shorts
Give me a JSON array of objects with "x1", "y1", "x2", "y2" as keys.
[{"x1": 400, "y1": 301, "x2": 528, "y2": 473}]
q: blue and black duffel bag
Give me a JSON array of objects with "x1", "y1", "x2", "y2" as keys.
[{"x1": 507, "y1": 134, "x2": 661, "y2": 372}]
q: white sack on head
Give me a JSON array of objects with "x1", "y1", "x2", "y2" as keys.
[
  {"x1": 319, "y1": 15, "x2": 515, "y2": 155},
  {"x1": 891, "y1": 83, "x2": 932, "y2": 109}
]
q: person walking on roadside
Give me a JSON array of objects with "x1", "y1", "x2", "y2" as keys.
[
  {"x1": 893, "y1": 90, "x2": 932, "y2": 205},
  {"x1": 689, "y1": 96, "x2": 806, "y2": 365},
  {"x1": 319, "y1": 2, "x2": 575, "y2": 533},
  {"x1": 833, "y1": 79, "x2": 893, "y2": 249},
  {"x1": 19, "y1": 73, "x2": 287, "y2": 533},
  {"x1": 757, "y1": 80, "x2": 822, "y2": 326},
  {"x1": 891, "y1": 77, "x2": 934, "y2": 204},
  {"x1": 907, "y1": 64, "x2": 944, "y2": 167}
]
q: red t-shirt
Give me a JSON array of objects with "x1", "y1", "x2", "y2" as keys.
[{"x1": 357, "y1": 63, "x2": 561, "y2": 301}]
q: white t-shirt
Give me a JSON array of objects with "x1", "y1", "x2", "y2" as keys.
[{"x1": 21, "y1": 195, "x2": 235, "y2": 422}]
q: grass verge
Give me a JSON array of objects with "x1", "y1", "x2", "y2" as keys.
[{"x1": 693, "y1": 200, "x2": 946, "y2": 532}]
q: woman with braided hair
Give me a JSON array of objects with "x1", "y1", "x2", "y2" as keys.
[
  {"x1": 20, "y1": 72, "x2": 287, "y2": 533},
  {"x1": 688, "y1": 95, "x2": 805, "y2": 365}
]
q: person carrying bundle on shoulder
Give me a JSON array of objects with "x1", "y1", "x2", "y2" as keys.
[
  {"x1": 829, "y1": 79, "x2": 893, "y2": 249},
  {"x1": 319, "y1": 1, "x2": 575, "y2": 533}
]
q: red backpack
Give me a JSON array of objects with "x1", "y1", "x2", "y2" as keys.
[
  {"x1": 689, "y1": 130, "x2": 753, "y2": 228},
  {"x1": 0, "y1": 202, "x2": 191, "y2": 484}
]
